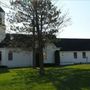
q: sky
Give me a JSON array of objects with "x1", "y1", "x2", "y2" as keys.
[
  {"x1": 0, "y1": 0, "x2": 90, "y2": 38},
  {"x1": 57, "y1": 0, "x2": 90, "y2": 38}
]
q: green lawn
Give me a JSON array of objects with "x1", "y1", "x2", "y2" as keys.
[{"x1": 0, "y1": 64, "x2": 90, "y2": 90}]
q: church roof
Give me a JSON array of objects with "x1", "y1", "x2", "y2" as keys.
[
  {"x1": 0, "y1": 34, "x2": 33, "y2": 49},
  {"x1": 55, "y1": 38, "x2": 90, "y2": 51},
  {"x1": 1, "y1": 34, "x2": 90, "y2": 51},
  {"x1": 0, "y1": 33, "x2": 56, "y2": 49}
]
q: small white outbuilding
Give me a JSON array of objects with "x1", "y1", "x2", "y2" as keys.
[{"x1": 56, "y1": 39, "x2": 90, "y2": 65}]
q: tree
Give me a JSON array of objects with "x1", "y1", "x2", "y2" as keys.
[{"x1": 9, "y1": 0, "x2": 70, "y2": 75}]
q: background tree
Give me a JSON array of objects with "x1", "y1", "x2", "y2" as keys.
[{"x1": 9, "y1": 0, "x2": 70, "y2": 75}]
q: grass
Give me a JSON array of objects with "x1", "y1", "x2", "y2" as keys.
[{"x1": 0, "y1": 64, "x2": 90, "y2": 90}]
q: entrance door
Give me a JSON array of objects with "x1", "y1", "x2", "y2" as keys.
[
  {"x1": 0, "y1": 51, "x2": 2, "y2": 64},
  {"x1": 35, "y1": 53, "x2": 39, "y2": 67},
  {"x1": 54, "y1": 50, "x2": 60, "y2": 65}
]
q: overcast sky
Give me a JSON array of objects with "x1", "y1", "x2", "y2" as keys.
[{"x1": 1, "y1": 0, "x2": 90, "y2": 38}]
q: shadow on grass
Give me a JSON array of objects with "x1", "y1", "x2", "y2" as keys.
[
  {"x1": 46, "y1": 67, "x2": 90, "y2": 90},
  {"x1": 0, "y1": 66, "x2": 9, "y2": 73},
  {"x1": 59, "y1": 70, "x2": 90, "y2": 90},
  {"x1": 11, "y1": 67, "x2": 90, "y2": 90}
]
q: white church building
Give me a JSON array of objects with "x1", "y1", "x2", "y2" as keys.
[
  {"x1": 0, "y1": 7, "x2": 90, "y2": 68},
  {"x1": 0, "y1": 7, "x2": 60, "y2": 67}
]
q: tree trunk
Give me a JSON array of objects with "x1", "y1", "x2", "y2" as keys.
[
  {"x1": 36, "y1": 14, "x2": 44, "y2": 75},
  {"x1": 39, "y1": 13, "x2": 44, "y2": 75},
  {"x1": 32, "y1": 11, "x2": 36, "y2": 68},
  {"x1": 38, "y1": 34, "x2": 44, "y2": 75},
  {"x1": 32, "y1": 23, "x2": 36, "y2": 68},
  {"x1": 35, "y1": 4, "x2": 44, "y2": 75},
  {"x1": 39, "y1": 48, "x2": 44, "y2": 75}
]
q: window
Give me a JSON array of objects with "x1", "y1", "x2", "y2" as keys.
[
  {"x1": 82, "y1": 52, "x2": 86, "y2": 58},
  {"x1": 8, "y1": 51, "x2": 13, "y2": 60},
  {"x1": 74, "y1": 52, "x2": 77, "y2": 59}
]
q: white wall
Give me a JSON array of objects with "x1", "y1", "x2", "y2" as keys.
[
  {"x1": 0, "y1": 43, "x2": 59, "y2": 67},
  {"x1": 0, "y1": 12, "x2": 5, "y2": 24},
  {"x1": 44, "y1": 43, "x2": 59, "y2": 64},
  {"x1": 0, "y1": 26, "x2": 5, "y2": 42},
  {"x1": 0, "y1": 48, "x2": 5, "y2": 65},
  {"x1": 60, "y1": 51, "x2": 90, "y2": 65},
  {"x1": 1, "y1": 48, "x2": 33, "y2": 67},
  {"x1": 0, "y1": 12, "x2": 6, "y2": 43}
]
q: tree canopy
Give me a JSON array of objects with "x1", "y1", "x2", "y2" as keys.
[{"x1": 9, "y1": 0, "x2": 70, "y2": 75}]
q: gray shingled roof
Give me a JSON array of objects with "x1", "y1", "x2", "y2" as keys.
[
  {"x1": 1, "y1": 34, "x2": 33, "y2": 49},
  {"x1": 55, "y1": 38, "x2": 90, "y2": 51}
]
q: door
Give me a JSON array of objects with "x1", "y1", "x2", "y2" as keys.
[
  {"x1": 54, "y1": 50, "x2": 60, "y2": 65},
  {"x1": 35, "y1": 53, "x2": 39, "y2": 67},
  {"x1": 0, "y1": 51, "x2": 2, "y2": 64}
]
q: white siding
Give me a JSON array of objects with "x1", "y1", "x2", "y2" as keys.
[
  {"x1": 0, "y1": 43, "x2": 59, "y2": 67},
  {"x1": 0, "y1": 12, "x2": 5, "y2": 43},
  {"x1": 1, "y1": 48, "x2": 33, "y2": 68},
  {"x1": 60, "y1": 51, "x2": 90, "y2": 65},
  {"x1": 0, "y1": 48, "x2": 5, "y2": 65},
  {"x1": 44, "y1": 43, "x2": 59, "y2": 64},
  {"x1": 0, "y1": 26, "x2": 5, "y2": 43},
  {"x1": 1, "y1": 12, "x2": 5, "y2": 24}
]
